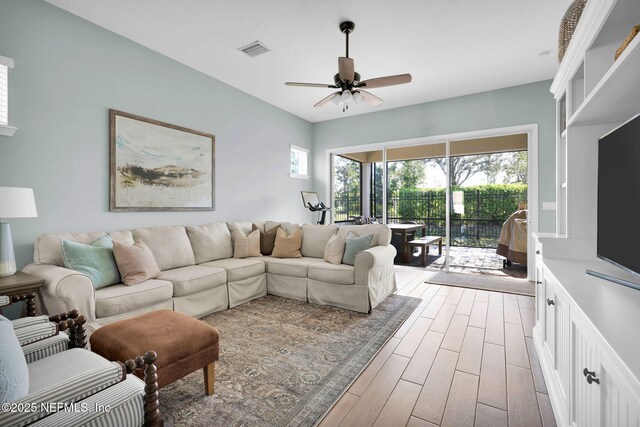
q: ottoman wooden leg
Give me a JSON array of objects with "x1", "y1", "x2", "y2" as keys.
[{"x1": 204, "y1": 362, "x2": 215, "y2": 396}]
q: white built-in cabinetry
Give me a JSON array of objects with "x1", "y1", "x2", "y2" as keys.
[
  {"x1": 535, "y1": 0, "x2": 640, "y2": 425},
  {"x1": 533, "y1": 246, "x2": 640, "y2": 427}
]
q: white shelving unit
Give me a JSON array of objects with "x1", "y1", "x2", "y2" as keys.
[{"x1": 536, "y1": 0, "x2": 640, "y2": 425}]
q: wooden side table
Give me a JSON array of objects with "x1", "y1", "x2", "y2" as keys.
[{"x1": 0, "y1": 271, "x2": 45, "y2": 317}]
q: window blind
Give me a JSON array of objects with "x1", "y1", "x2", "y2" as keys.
[
  {"x1": 0, "y1": 65, "x2": 8, "y2": 125},
  {"x1": 0, "y1": 55, "x2": 14, "y2": 127}
]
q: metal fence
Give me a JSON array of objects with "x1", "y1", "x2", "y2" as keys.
[
  {"x1": 333, "y1": 193, "x2": 361, "y2": 223},
  {"x1": 334, "y1": 187, "x2": 527, "y2": 248}
]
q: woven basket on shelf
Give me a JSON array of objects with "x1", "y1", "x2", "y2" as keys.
[
  {"x1": 558, "y1": 0, "x2": 588, "y2": 63},
  {"x1": 615, "y1": 25, "x2": 640, "y2": 60}
]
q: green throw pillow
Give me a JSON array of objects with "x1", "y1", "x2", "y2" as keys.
[
  {"x1": 342, "y1": 232, "x2": 374, "y2": 265},
  {"x1": 61, "y1": 235, "x2": 121, "y2": 289}
]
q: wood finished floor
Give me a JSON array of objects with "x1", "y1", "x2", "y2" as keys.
[{"x1": 319, "y1": 266, "x2": 556, "y2": 427}]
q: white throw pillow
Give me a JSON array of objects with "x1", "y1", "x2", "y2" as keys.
[{"x1": 324, "y1": 234, "x2": 346, "y2": 265}]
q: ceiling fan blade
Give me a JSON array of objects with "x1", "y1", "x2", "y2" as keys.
[
  {"x1": 314, "y1": 92, "x2": 341, "y2": 108},
  {"x1": 357, "y1": 90, "x2": 383, "y2": 107},
  {"x1": 338, "y1": 57, "x2": 355, "y2": 82},
  {"x1": 359, "y1": 74, "x2": 412, "y2": 89},
  {"x1": 285, "y1": 82, "x2": 338, "y2": 88}
]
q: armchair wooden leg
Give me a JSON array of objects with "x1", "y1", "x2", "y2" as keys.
[
  {"x1": 125, "y1": 351, "x2": 162, "y2": 427},
  {"x1": 204, "y1": 362, "x2": 215, "y2": 396}
]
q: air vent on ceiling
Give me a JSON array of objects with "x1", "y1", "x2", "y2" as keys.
[{"x1": 238, "y1": 41, "x2": 271, "y2": 57}]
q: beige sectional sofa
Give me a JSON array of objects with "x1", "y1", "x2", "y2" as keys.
[{"x1": 23, "y1": 221, "x2": 397, "y2": 331}]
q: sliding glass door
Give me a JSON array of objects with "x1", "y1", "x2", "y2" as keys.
[{"x1": 329, "y1": 132, "x2": 529, "y2": 277}]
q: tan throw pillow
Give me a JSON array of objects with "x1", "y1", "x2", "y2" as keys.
[
  {"x1": 272, "y1": 228, "x2": 303, "y2": 258},
  {"x1": 253, "y1": 223, "x2": 280, "y2": 256},
  {"x1": 233, "y1": 230, "x2": 261, "y2": 258},
  {"x1": 112, "y1": 240, "x2": 161, "y2": 286},
  {"x1": 324, "y1": 233, "x2": 346, "y2": 264}
]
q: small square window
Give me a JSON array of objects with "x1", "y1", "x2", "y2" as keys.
[
  {"x1": 0, "y1": 54, "x2": 17, "y2": 137},
  {"x1": 290, "y1": 145, "x2": 309, "y2": 179}
]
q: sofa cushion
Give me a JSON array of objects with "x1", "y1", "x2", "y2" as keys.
[
  {"x1": 200, "y1": 258, "x2": 265, "y2": 282},
  {"x1": 158, "y1": 265, "x2": 227, "y2": 297},
  {"x1": 227, "y1": 221, "x2": 254, "y2": 244},
  {"x1": 34, "y1": 230, "x2": 133, "y2": 267},
  {"x1": 132, "y1": 226, "x2": 195, "y2": 271},
  {"x1": 301, "y1": 224, "x2": 338, "y2": 258},
  {"x1": 337, "y1": 224, "x2": 391, "y2": 246},
  {"x1": 308, "y1": 262, "x2": 355, "y2": 285},
  {"x1": 95, "y1": 279, "x2": 173, "y2": 318},
  {"x1": 0, "y1": 315, "x2": 28, "y2": 404},
  {"x1": 61, "y1": 235, "x2": 121, "y2": 289},
  {"x1": 272, "y1": 228, "x2": 302, "y2": 258},
  {"x1": 186, "y1": 223, "x2": 233, "y2": 263},
  {"x1": 263, "y1": 257, "x2": 325, "y2": 278},
  {"x1": 265, "y1": 221, "x2": 301, "y2": 235},
  {"x1": 112, "y1": 240, "x2": 161, "y2": 286}
]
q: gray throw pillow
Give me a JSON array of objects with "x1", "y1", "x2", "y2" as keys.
[
  {"x1": 0, "y1": 315, "x2": 29, "y2": 403},
  {"x1": 342, "y1": 232, "x2": 374, "y2": 265}
]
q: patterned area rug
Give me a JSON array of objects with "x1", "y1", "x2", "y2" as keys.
[{"x1": 161, "y1": 294, "x2": 420, "y2": 427}]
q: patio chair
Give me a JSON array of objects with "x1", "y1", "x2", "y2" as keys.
[{"x1": 0, "y1": 296, "x2": 162, "y2": 427}]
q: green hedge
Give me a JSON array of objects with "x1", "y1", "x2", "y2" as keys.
[
  {"x1": 335, "y1": 184, "x2": 527, "y2": 222},
  {"x1": 387, "y1": 184, "x2": 527, "y2": 221}
]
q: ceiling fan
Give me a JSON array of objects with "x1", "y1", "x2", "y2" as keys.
[{"x1": 285, "y1": 21, "x2": 412, "y2": 112}]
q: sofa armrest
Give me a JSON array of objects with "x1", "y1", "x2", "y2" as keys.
[
  {"x1": 22, "y1": 263, "x2": 96, "y2": 321},
  {"x1": 354, "y1": 244, "x2": 397, "y2": 287}
]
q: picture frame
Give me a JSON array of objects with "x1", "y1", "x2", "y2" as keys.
[{"x1": 109, "y1": 109, "x2": 215, "y2": 211}]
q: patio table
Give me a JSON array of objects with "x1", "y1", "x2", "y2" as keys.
[{"x1": 388, "y1": 223, "x2": 427, "y2": 263}]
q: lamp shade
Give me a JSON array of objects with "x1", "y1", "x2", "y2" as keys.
[{"x1": 0, "y1": 187, "x2": 38, "y2": 218}]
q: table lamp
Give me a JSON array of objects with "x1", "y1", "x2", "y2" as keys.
[{"x1": 0, "y1": 187, "x2": 38, "y2": 277}]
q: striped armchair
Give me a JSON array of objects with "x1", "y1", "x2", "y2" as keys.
[{"x1": 0, "y1": 298, "x2": 162, "y2": 427}]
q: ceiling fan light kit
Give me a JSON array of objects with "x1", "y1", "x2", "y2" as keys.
[{"x1": 285, "y1": 21, "x2": 412, "y2": 112}]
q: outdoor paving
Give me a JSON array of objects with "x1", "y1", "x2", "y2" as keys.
[{"x1": 402, "y1": 245, "x2": 527, "y2": 279}]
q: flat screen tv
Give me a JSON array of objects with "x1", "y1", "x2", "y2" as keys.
[{"x1": 597, "y1": 113, "x2": 640, "y2": 278}]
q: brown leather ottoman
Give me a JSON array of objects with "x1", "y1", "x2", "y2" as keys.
[{"x1": 90, "y1": 310, "x2": 219, "y2": 396}]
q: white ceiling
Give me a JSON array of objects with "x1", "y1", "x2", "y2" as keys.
[{"x1": 44, "y1": 0, "x2": 571, "y2": 123}]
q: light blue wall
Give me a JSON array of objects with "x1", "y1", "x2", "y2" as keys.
[
  {"x1": 312, "y1": 80, "x2": 557, "y2": 232},
  {"x1": 0, "y1": 0, "x2": 314, "y2": 270}
]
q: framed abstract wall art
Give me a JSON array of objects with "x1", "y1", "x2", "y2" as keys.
[{"x1": 109, "y1": 109, "x2": 215, "y2": 211}]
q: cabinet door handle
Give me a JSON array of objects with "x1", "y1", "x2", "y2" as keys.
[
  {"x1": 536, "y1": 250, "x2": 540, "y2": 255},
  {"x1": 547, "y1": 298, "x2": 555, "y2": 306},
  {"x1": 536, "y1": 281, "x2": 542, "y2": 284},
  {"x1": 583, "y1": 368, "x2": 595, "y2": 377},
  {"x1": 586, "y1": 374, "x2": 600, "y2": 385}
]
